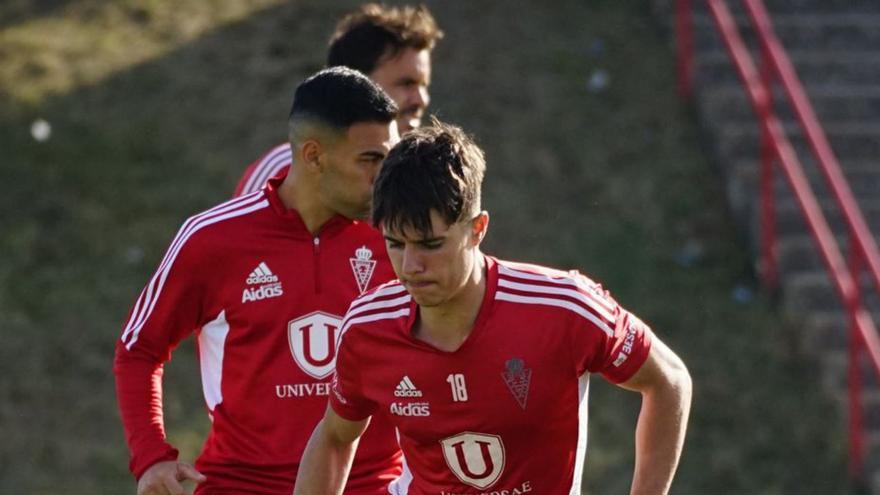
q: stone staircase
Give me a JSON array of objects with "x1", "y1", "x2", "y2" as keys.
[{"x1": 655, "y1": 0, "x2": 880, "y2": 489}]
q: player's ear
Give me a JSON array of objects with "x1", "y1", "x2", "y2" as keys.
[
  {"x1": 470, "y1": 211, "x2": 490, "y2": 246},
  {"x1": 300, "y1": 139, "x2": 324, "y2": 174}
]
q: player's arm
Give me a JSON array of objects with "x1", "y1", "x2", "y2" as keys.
[
  {"x1": 114, "y1": 348, "x2": 206, "y2": 495},
  {"x1": 114, "y1": 224, "x2": 210, "y2": 494},
  {"x1": 293, "y1": 405, "x2": 371, "y2": 495},
  {"x1": 618, "y1": 335, "x2": 692, "y2": 495}
]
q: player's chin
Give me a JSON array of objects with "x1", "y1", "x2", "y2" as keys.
[
  {"x1": 398, "y1": 113, "x2": 422, "y2": 133},
  {"x1": 410, "y1": 290, "x2": 445, "y2": 308},
  {"x1": 404, "y1": 282, "x2": 439, "y2": 307},
  {"x1": 411, "y1": 294, "x2": 441, "y2": 307},
  {"x1": 347, "y1": 203, "x2": 371, "y2": 221}
]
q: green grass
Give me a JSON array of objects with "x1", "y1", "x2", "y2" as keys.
[{"x1": 0, "y1": 0, "x2": 849, "y2": 493}]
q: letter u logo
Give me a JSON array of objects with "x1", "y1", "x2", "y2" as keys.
[
  {"x1": 300, "y1": 322, "x2": 336, "y2": 367},
  {"x1": 288, "y1": 311, "x2": 342, "y2": 379},
  {"x1": 440, "y1": 432, "x2": 505, "y2": 489}
]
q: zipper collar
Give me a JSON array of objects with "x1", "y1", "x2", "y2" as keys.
[{"x1": 264, "y1": 173, "x2": 360, "y2": 240}]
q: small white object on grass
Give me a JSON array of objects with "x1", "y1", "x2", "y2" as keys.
[
  {"x1": 31, "y1": 119, "x2": 52, "y2": 142},
  {"x1": 587, "y1": 69, "x2": 610, "y2": 93}
]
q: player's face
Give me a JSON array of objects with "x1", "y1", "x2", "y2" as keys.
[
  {"x1": 383, "y1": 210, "x2": 484, "y2": 308},
  {"x1": 369, "y1": 48, "x2": 432, "y2": 133},
  {"x1": 319, "y1": 121, "x2": 399, "y2": 219}
]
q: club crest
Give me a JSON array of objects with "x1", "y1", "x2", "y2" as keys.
[
  {"x1": 440, "y1": 432, "x2": 506, "y2": 489},
  {"x1": 349, "y1": 245, "x2": 377, "y2": 294},
  {"x1": 501, "y1": 358, "x2": 531, "y2": 410},
  {"x1": 288, "y1": 311, "x2": 341, "y2": 379}
]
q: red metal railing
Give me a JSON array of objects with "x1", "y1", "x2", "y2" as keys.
[{"x1": 676, "y1": 0, "x2": 880, "y2": 483}]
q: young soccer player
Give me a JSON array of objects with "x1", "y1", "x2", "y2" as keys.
[
  {"x1": 295, "y1": 121, "x2": 693, "y2": 494},
  {"x1": 115, "y1": 68, "x2": 404, "y2": 495},
  {"x1": 234, "y1": 3, "x2": 442, "y2": 197}
]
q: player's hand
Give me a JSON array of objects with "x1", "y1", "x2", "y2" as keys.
[{"x1": 137, "y1": 460, "x2": 206, "y2": 495}]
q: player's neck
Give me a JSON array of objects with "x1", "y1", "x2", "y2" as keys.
[
  {"x1": 415, "y1": 255, "x2": 487, "y2": 353},
  {"x1": 278, "y1": 169, "x2": 335, "y2": 235}
]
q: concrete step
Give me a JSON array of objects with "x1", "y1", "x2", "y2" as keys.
[
  {"x1": 816, "y1": 337, "x2": 880, "y2": 407},
  {"x1": 778, "y1": 237, "x2": 880, "y2": 294},
  {"x1": 784, "y1": 271, "x2": 880, "y2": 318},
  {"x1": 689, "y1": 0, "x2": 880, "y2": 17},
  {"x1": 700, "y1": 84, "x2": 880, "y2": 124},
  {"x1": 802, "y1": 310, "x2": 850, "y2": 355},
  {"x1": 729, "y1": 158, "x2": 880, "y2": 199},
  {"x1": 692, "y1": 14, "x2": 880, "y2": 53},
  {"x1": 653, "y1": 0, "x2": 880, "y2": 488},
  {"x1": 707, "y1": 121, "x2": 880, "y2": 224},
  {"x1": 772, "y1": 196, "x2": 880, "y2": 238},
  {"x1": 773, "y1": 237, "x2": 871, "y2": 309},
  {"x1": 807, "y1": 311, "x2": 880, "y2": 355},
  {"x1": 784, "y1": 271, "x2": 844, "y2": 314},
  {"x1": 777, "y1": 234, "x2": 828, "y2": 278},
  {"x1": 715, "y1": 121, "x2": 880, "y2": 164},
  {"x1": 697, "y1": 49, "x2": 880, "y2": 87}
]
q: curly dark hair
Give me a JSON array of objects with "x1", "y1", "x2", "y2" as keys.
[{"x1": 327, "y1": 4, "x2": 443, "y2": 75}]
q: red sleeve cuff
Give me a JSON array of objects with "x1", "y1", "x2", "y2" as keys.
[
  {"x1": 132, "y1": 447, "x2": 179, "y2": 480},
  {"x1": 329, "y1": 395, "x2": 373, "y2": 422},
  {"x1": 602, "y1": 317, "x2": 653, "y2": 384}
]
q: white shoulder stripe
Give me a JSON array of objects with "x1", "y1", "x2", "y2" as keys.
[
  {"x1": 242, "y1": 144, "x2": 292, "y2": 195},
  {"x1": 495, "y1": 291, "x2": 613, "y2": 337},
  {"x1": 123, "y1": 197, "x2": 269, "y2": 347},
  {"x1": 122, "y1": 192, "x2": 264, "y2": 340},
  {"x1": 246, "y1": 155, "x2": 288, "y2": 195},
  {"x1": 497, "y1": 278, "x2": 615, "y2": 323},
  {"x1": 498, "y1": 264, "x2": 615, "y2": 313},
  {"x1": 342, "y1": 294, "x2": 411, "y2": 328},
  {"x1": 348, "y1": 283, "x2": 407, "y2": 311},
  {"x1": 340, "y1": 307, "x2": 410, "y2": 337},
  {"x1": 243, "y1": 144, "x2": 289, "y2": 193},
  {"x1": 122, "y1": 192, "x2": 262, "y2": 340},
  {"x1": 122, "y1": 198, "x2": 270, "y2": 349}
]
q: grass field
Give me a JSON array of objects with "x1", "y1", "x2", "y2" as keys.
[{"x1": 0, "y1": 0, "x2": 850, "y2": 493}]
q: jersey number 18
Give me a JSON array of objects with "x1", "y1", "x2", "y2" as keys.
[{"x1": 446, "y1": 373, "x2": 468, "y2": 402}]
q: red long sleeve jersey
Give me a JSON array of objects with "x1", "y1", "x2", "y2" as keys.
[
  {"x1": 234, "y1": 143, "x2": 291, "y2": 197},
  {"x1": 114, "y1": 175, "x2": 402, "y2": 494},
  {"x1": 331, "y1": 257, "x2": 653, "y2": 494}
]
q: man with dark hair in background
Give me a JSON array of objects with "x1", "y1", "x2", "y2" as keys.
[
  {"x1": 294, "y1": 121, "x2": 692, "y2": 494},
  {"x1": 234, "y1": 3, "x2": 442, "y2": 196},
  {"x1": 115, "y1": 68, "x2": 403, "y2": 495}
]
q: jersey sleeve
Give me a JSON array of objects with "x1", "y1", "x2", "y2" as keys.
[
  {"x1": 329, "y1": 328, "x2": 378, "y2": 422},
  {"x1": 569, "y1": 274, "x2": 653, "y2": 384},
  {"x1": 232, "y1": 159, "x2": 260, "y2": 197},
  {"x1": 233, "y1": 143, "x2": 291, "y2": 197},
  {"x1": 113, "y1": 223, "x2": 209, "y2": 478}
]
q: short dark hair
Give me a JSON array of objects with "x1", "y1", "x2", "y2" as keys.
[
  {"x1": 288, "y1": 67, "x2": 398, "y2": 140},
  {"x1": 372, "y1": 119, "x2": 485, "y2": 236},
  {"x1": 327, "y1": 3, "x2": 443, "y2": 75}
]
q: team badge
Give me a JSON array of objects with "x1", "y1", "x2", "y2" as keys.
[
  {"x1": 440, "y1": 432, "x2": 506, "y2": 489},
  {"x1": 288, "y1": 311, "x2": 342, "y2": 379},
  {"x1": 501, "y1": 358, "x2": 531, "y2": 409},
  {"x1": 349, "y1": 245, "x2": 377, "y2": 294}
]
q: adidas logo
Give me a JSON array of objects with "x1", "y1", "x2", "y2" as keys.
[
  {"x1": 242, "y1": 262, "x2": 283, "y2": 303},
  {"x1": 246, "y1": 262, "x2": 279, "y2": 285},
  {"x1": 394, "y1": 376, "x2": 423, "y2": 398}
]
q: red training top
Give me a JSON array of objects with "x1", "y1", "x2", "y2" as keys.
[
  {"x1": 115, "y1": 174, "x2": 402, "y2": 494},
  {"x1": 332, "y1": 256, "x2": 652, "y2": 494}
]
